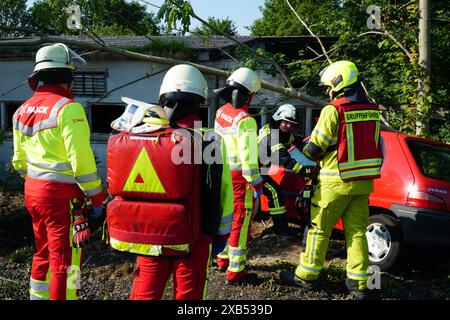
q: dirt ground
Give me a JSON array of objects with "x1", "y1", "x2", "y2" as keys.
[{"x1": 0, "y1": 188, "x2": 449, "y2": 301}]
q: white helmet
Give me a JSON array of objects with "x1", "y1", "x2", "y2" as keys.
[
  {"x1": 34, "y1": 43, "x2": 86, "y2": 72},
  {"x1": 272, "y1": 104, "x2": 298, "y2": 124},
  {"x1": 226, "y1": 67, "x2": 261, "y2": 94},
  {"x1": 159, "y1": 64, "x2": 208, "y2": 101}
]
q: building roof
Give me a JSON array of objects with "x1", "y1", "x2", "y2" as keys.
[
  {"x1": 0, "y1": 35, "x2": 257, "y2": 49},
  {"x1": 0, "y1": 35, "x2": 337, "y2": 61}
]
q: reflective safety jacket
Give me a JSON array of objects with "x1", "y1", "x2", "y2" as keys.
[
  {"x1": 331, "y1": 97, "x2": 382, "y2": 181},
  {"x1": 214, "y1": 103, "x2": 263, "y2": 187},
  {"x1": 257, "y1": 123, "x2": 303, "y2": 174},
  {"x1": 12, "y1": 85, "x2": 104, "y2": 206}
]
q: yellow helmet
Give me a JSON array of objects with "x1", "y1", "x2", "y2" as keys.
[{"x1": 319, "y1": 60, "x2": 358, "y2": 93}]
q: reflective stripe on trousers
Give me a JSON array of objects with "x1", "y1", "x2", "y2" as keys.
[
  {"x1": 26, "y1": 196, "x2": 83, "y2": 300},
  {"x1": 225, "y1": 178, "x2": 254, "y2": 276},
  {"x1": 30, "y1": 272, "x2": 50, "y2": 300},
  {"x1": 295, "y1": 186, "x2": 370, "y2": 282}
]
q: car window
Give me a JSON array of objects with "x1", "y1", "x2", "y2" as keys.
[{"x1": 407, "y1": 139, "x2": 450, "y2": 183}]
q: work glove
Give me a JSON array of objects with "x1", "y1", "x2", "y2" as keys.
[
  {"x1": 70, "y1": 198, "x2": 91, "y2": 248},
  {"x1": 72, "y1": 212, "x2": 91, "y2": 248}
]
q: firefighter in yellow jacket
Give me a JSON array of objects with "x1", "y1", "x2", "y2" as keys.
[
  {"x1": 12, "y1": 43, "x2": 105, "y2": 300},
  {"x1": 214, "y1": 67, "x2": 262, "y2": 285},
  {"x1": 280, "y1": 61, "x2": 383, "y2": 299}
]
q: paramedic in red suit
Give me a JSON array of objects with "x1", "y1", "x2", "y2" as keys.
[
  {"x1": 213, "y1": 68, "x2": 263, "y2": 285},
  {"x1": 128, "y1": 64, "x2": 228, "y2": 300},
  {"x1": 12, "y1": 43, "x2": 104, "y2": 300}
]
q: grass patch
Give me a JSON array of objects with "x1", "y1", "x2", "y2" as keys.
[
  {"x1": 0, "y1": 279, "x2": 25, "y2": 300},
  {"x1": 7, "y1": 246, "x2": 34, "y2": 264}
]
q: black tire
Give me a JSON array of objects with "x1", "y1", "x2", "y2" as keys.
[{"x1": 366, "y1": 214, "x2": 402, "y2": 272}]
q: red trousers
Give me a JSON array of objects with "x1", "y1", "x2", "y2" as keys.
[
  {"x1": 25, "y1": 195, "x2": 82, "y2": 300},
  {"x1": 217, "y1": 173, "x2": 255, "y2": 281},
  {"x1": 129, "y1": 235, "x2": 212, "y2": 300}
]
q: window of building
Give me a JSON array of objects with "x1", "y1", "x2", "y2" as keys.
[
  {"x1": 72, "y1": 69, "x2": 108, "y2": 97},
  {"x1": 2, "y1": 102, "x2": 23, "y2": 131},
  {"x1": 89, "y1": 104, "x2": 125, "y2": 134}
]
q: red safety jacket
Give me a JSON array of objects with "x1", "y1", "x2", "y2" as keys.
[{"x1": 331, "y1": 97, "x2": 383, "y2": 182}]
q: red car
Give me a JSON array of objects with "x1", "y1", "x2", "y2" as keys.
[
  {"x1": 260, "y1": 130, "x2": 450, "y2": 271},
  {"x1": 367, "y1": 130, "x2": 450, "y2": 270}
]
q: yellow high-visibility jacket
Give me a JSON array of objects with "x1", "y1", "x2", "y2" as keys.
[
  {"x1": 214, "y1": 103, "x2": 262, "y2": 187},
  {"x1": 12, "y1": 85, "x2": 104, "y2": 206}
]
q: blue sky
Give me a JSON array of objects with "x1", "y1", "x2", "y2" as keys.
[{"x1": 26, "y1": 0, "x2": 266, "y2": 35}]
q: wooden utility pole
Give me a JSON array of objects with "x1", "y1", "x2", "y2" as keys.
[{"x1": 417, "y1": 0, "x2": 431, "y2": 136}]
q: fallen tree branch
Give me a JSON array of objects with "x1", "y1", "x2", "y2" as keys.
[{"x1": 38, "y1": 35, "x2": 327, "y2": 107}]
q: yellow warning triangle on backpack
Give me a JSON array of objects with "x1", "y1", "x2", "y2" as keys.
[{"x1": 122, "y1": 147, "x2": 166, "y2": 193}]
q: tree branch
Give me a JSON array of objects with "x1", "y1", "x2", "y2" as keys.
[
  {"x1": 38, "y1": 35, "x2": 327, "y2": 107},
  {"x1": 285, "y1": 0, "x2": 332, "y2": 64},
  {"x1": 167, "y1": 0, "x2": 294, "y2": 89},
  {"x1": 277, "y1": 2, "x2": 396, "y2": 128},
  {"x1": 357, "y1": 30, "x2": 413, "y2": 60},
  {"x1": 359, "y1": 82, "x2": 392, "y2": 127}
]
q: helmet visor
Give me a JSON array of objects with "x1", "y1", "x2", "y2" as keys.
[{"x1": 67, "y1": 47, "x2": 86, "y2": 65}]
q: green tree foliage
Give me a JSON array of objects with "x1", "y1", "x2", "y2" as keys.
[
  {"x1": 157, "y1": 0, "x2": 193, "y2": 35},
  {"x1": 192, "y1": 17, "x2": 238, "y2": 36},
  {"x1": 27, "y1": 0, "x2": 161, "y2": 36},
  {"x1": 251, "y1": 0, "x2": 450, "y2": 140},
  {"x1": 252, "y1": 0, "x2": 338, "y2": 36},
  {"x1": 0, "y1": 0, "x2": 31, "y2": 37}
]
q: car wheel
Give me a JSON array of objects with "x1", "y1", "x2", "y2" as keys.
[{"x1": 366, "y1": 214, "x2": 402, "y2": 271}]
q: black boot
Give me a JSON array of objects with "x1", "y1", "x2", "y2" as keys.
[
  {"x1": 345, "y1": 278, "x2": 369, "y2": 300},
  {"x1": 279, "y1": 270, "x2": 317, "y2": 290},
  {"x1": 272, "y1": 214, "x2": 296, "y2": 238}
]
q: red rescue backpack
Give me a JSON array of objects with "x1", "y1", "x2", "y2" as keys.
[{"x1": 106, "y1": 129, "x2": 201, "y2": 256}]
